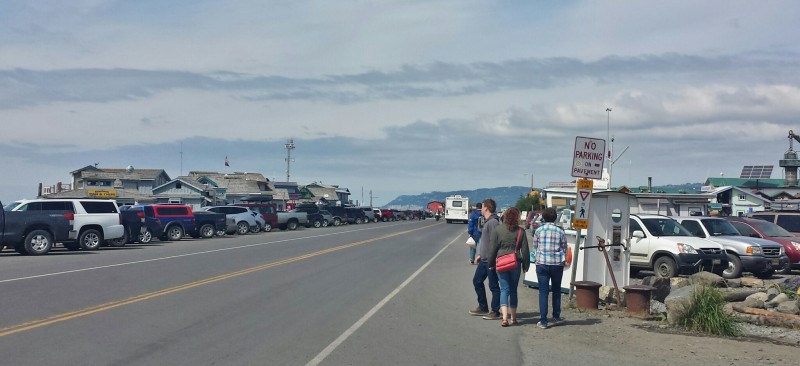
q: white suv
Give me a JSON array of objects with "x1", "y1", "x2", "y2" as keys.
[
  {"x1": 629, "y1": 214, "x2": 728, "y2": 278},
  {"x1": 11, "y1": 199, "x2": 124, "y2": 251}
]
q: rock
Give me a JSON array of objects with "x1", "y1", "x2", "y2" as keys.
[
  {"x1": 599, "y1": 286, "x2": 625, "y2": 306},
  {"x1": 690, "y1": 272, "x2": 725, "y2": 287},
  {"x1": 746, "y1": 292, "x2": 769, "y2": 303},
  {"x1": 670, "y1": 277, "x2": 691, "y2": 290},
  {"x1": 665, "y1": 285, "x2": 698, "y2": 325},
  {"x1": 741, "y1": 278, "x2": 765, "y2": 288},
  {"x1": 777, "y1": 300, "x2": 800, "y2": 315},
  {"x1": 726, "y1": 278, "x2": 742, "y2": 288},
  {"x1": 767, "y1": 293, "x2": 790, "y2": 306},
  {"x1": 721, "y1": 288, "x2": 760, "y2": 302},
  {"x1": 650, "y1": 300, "x2": 667, "y2": 315},
  {"x1": 642, "y1": 276, "x2": 671, "y2": 303},
  {"x1": 766, "y1": 287, "x2": 780, "y2": 301},
  {"x1": 742, "y1": 297, "x2": 765, "y2": 309}
]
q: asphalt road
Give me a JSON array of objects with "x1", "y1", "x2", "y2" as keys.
[{"x1": 0, "y1": 219, "x2": 525, "y2": 365}]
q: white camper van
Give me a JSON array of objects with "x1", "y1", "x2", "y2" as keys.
[{"x1": 445, "y1": 195, "x2": 469, "y2": 224}]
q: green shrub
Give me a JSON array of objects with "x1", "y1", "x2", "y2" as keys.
[{"x1": 680, "y1": 286, "x2": 741, "y2": 337}]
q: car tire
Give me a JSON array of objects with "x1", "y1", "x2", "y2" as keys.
[
  {"x1": 780, "y1": 262, "x2": 792, "y2": 275},
  {"x1": 334, "y1": 218, "x2": 341, "y2": 226},
  {"x1": 250, "y1": 224, "x2": 262, "y2": 234},
  {"x1": 79, "y1": 229, "x2": 103, "y2": 251},
  {"x1": 313, "y1": 220, "x2": 322, "y2": 228},
  {"x1": 722, "y1": 254, "x2": 742, "y2": 279},
  {"x1": 355, "y1": 218, "x2": 362, "y2": 224},
  {"x1": 199, "y1": 224, "x2": 216, "y2": 238},
  {"x1": 287, "y1": 220, "x2": 298, "y2": 231},
  {"x1": 237, "y1": 221, "x2": 250, "y2": 235},
  {"x1": 167, "y1": 225, "x2": 184, "y2": 241},
  {"x1": 23, "y1": 229, "x2": 53, "y2": 255},
  {"x1": 653, "y1": 256, "x2": 678, "y2": 278},
  {"x1": 107, "y1": 229, "x2": 129, "y2": 247},
  {"x1": 138, "y1": 229, "x2": 153, "y2": 244},
  {"x1": 322, "y1": 220, "x2": 329, "y2": 227}
]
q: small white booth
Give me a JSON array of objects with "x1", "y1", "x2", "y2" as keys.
[{"x1": 524, "y1": 191, "x2": 639, "y2": 293}]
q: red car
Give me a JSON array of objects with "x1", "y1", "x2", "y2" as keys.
[
  {"x1": 236, "y1": 203, "x2": 278, "y2": 232},
  {"x1": 380, "y1": 209, "x2": 395, "y2": 222},
  {"x1": 726, "y1": 217, "x2": 800, "y2": 273}
]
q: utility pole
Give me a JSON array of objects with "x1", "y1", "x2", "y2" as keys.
[
  {"x1": 285, "y1": 139, "x2": 295, "y2": 182},
  {"x1": 369, "y1": 190, "x2": 379, "y2": 207}
]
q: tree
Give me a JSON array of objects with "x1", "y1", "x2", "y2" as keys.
[{"x1": 515, "y1": 194, "x2": 541, "y2": 213}]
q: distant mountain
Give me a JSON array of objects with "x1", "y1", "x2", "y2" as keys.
[
  {"x1": 384, "y1": 186, "x2": 531, "y2": 210},
  {"x1": 383, "y1": 183, "x2": 706, "y2": 209}
]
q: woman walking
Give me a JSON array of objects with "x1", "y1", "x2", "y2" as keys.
[{"x1": 487, "y1": 207, "x2": 530, "y2": 327}]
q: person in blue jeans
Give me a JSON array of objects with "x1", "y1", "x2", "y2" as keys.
[
  {"x1": 469, "y1": 199, "x2": 501, "y2": 320},
  {"x1": 467, "y1": 203, "x2": 483, "y2": 264},
  {"x1": 533, "y1": 207, "x2": 568, "y2": 329},
  {"x1": 487, "y1": 207, "x2": 530, "y2": 327}
]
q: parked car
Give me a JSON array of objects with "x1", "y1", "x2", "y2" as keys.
[
  {"x1": 372, "y1": 208, "x2": 382, "y2": 222},
  {"x1": 676, "y1": 216, "x2": 787, "y2": 279},
  {"x1": 200, "y1": 206, "x2": 259, "y2": 235},
  {"x1": 118, "y1": 205, "x2": 162, "y2": 244},
  {"x1": 129, "y1": 204, "x2": 196, "y2": 241},
  {"x1": 319, "y1": 210, "x2": 333, "y2": 227},
  {"x1": 236, "y1": 203, "x2": 278, "y2": 232},
  {"x1": 189, "y1": 211, "x2": 229, "y2": 238},
  {"x1": 0, "y1": 200, "x2": 74, "y2": 255},
  {"x1": 360, "y1": 207, "x2": 377, "y2": 223},
  {"x1": 345, "y1": 207, "x2": 367, "y2": 224},
  {"x1": 726, "y1": 217, "x2": 800, "y2": 273},
  {"x1": 323, "y1": 206, "x2": 348, "y2": 226},
  {"x1": 380, "y1": 209, "x2": 395, "y2": 222},
  {"x1": 10, "y1": 199, "x2": 124, "y2": 251},
  {"x1": 629, "y1": 214, "x2": 728, "y2": 278},
  {"x1": 749, "y1": 211, "x2": 800, "y2": 235}
]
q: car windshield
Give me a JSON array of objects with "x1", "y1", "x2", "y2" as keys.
[
  {"x1": 751, "y1": 220, "x2": 795, "y2": 237},
  {"x1": 641, "y1": 218, "x2": 693, "y2": 236},
  {"x1": 701, "y1": 219, "x2": 741, "y2": 236},
  {"x1": 3, "y1": 202, "x2": 20, "y2": 211}
]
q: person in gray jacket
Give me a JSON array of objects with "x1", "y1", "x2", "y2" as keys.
[
  {"x1": 487, "y1": 207, "x2": 531, "y2": 326},
  {"x1": 468, "y1": 199, "x2": 502, "y2": 320}
]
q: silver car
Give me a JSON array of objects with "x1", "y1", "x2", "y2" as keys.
[{"x1": 200, "y1": 206, "x2": 259, "y2": 235}]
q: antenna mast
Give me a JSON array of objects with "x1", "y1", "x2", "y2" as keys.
[{"x1": 285, "y1": 139, "x2": 296, "y2": 182}]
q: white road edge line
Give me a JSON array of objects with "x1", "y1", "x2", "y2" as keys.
[
  {"x1": 305, "y1": 231, "x2": 464, "y2": 366},
  {"x1": 0, "y1": 222, "x2": 421, "y2": 284}
]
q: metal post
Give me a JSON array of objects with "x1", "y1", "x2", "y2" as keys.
[{"x1": 285, "y1": 139, "x2": 295, "y2": 182}]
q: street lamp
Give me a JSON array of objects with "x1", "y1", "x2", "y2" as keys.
[{"x1": 523, "y1": 173, "x2": 533, "y2": 191}]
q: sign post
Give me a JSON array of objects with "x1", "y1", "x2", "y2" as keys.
[{"x1": 568, "y1": 136, "x2": 605, "y2": 300}]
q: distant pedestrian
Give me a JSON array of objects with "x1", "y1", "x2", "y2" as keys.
[
  {"x1": 467, "y1": 202, "x2": 484, "y2": 264},
  {"x1": 532, "y1": 207, "x2": 568, "y2": 329},
  {"x1": 487, "y1": 207, "x2": 530, "y2": 327},
  {"x1": 469, "y1": 199, "x2": 501, "y2": 320}
]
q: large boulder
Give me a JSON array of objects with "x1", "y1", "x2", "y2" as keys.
[
  {"x1": 665, "y1": 285, "x2": 698, "y2": 325},
  {"x1": 650, "y1": 300, "x2": 667, "y2": 315},
  {"x1": 741, "y1": 297, "x2": 765, "y2": 309},
  {"x1": 599, "y1": 285, "x2": 625, "y2": 306},
  {"x1": 766, "y1": 287, "x2": 780, "y2": 301},
  {"x1": 690, "y1": 272, "x2": 725, "y2": 287},
  {"x1": 777, "y1": 300, "x2": 800, "y2": 315},
  {"x1": 745, "y1": 292, "x2": 769, "y2": 303},
  {"x1": 641, "y1": 276, "x2": 671, "y2": 303},
  {"x1": 767, "y1": 293, "x2": 790, "y2": 307},
  {"x1": 725, "y1": 278, "x2": 742, "y2": 288},
  {"x1": 721, "y1": 288, "x2": 760, "y2": 302}
]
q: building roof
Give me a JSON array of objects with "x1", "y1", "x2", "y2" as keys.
[
  {"x1": 704, "y1": 177, "x2": 784, "y2": 189},
  {"x1": 187, "y1": 172, "x2": 272, "y2": 196},
  {"x1": 707, "y1": 185, "x2": 771, "y2": 203}
]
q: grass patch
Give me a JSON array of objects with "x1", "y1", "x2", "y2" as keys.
[{"x1": 680, "y1": 286, "x2": 742, "y2": 337}]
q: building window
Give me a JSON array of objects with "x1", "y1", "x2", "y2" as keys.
[
  {"x1": 176, "y1": 182, "x2": 182, "y2": 189},
  {"x1": 738, "y1": 194, "x2": 746, "y2": 201}
]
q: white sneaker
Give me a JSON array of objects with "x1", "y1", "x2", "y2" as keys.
[{"x1": 537, "y1": 321, "x2": 548, "y2": 329}]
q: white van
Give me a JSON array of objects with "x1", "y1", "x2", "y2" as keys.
[{"x1": 444, "y1": 195, "x2": 469, "y2": 224}]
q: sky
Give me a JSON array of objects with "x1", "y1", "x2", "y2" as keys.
[{"x1": 2, "y1": 0, "x2": 800, "y2": 206}]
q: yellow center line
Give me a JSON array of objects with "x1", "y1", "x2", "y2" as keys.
[{"x1": 0, "y1": 224, "x2": 435, "y2": 337}]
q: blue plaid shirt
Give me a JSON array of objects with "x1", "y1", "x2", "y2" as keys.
[{"x1": 533, "y1": 222, "x2": 567, "y2": 265}]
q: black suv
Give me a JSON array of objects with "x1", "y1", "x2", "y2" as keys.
[
  {"x1": 323, "y1": 206, "x2": 348, "y2": 226},
  {"x1": 345, "y1": 207, "x2": 367, "y2": 224}
]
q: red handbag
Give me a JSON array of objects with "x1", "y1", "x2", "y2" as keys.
[{"x1": 495, "y1": 228, "x2": 522, "y2": 273}]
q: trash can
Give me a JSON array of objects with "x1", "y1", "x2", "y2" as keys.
[
  {"x1": 623, "y1": 285, "x2": 656, "y2": 318},
  {"x1": 571, "y1": 281, "x2": 601, "y2": 310}
]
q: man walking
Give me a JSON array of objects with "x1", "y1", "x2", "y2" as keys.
[
  {"x1": 469, "y1": 199, "x2": 501, "y2": 320},
  {"x1": 466, "y1": 202, "x2": 483, "y2": 264},
  {"x1": 533, "y1": 207, "x2": 568, "y2": 329}
]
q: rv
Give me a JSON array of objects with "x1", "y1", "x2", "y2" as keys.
[{"x1": 444, "y1": 195, "x2": 469, "y2": 224}]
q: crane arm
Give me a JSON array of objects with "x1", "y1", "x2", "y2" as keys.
[{"x1": 790, "y1": 130, "x2": 800, "y2": 144}]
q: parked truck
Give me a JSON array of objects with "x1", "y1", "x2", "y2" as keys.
[
  {"x1": 0, "y1": 201, "x2": 74, "y2": 255},
  {"x1": 278, "y1": 209, "x2": 309, "y2": 230}
]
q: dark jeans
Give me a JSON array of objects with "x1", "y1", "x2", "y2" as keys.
[
  {"x1": 473, "y1": 259, "x2": 500, "y2": 312},
  {"x1": 535, "y1": 264, "x2": 564, "y2": 324}
]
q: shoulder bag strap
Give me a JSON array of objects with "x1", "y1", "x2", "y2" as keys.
[{"x1": 514, "y1": 227, "x2": 522, "y2": 253}]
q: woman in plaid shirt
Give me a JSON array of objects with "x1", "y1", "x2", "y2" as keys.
[{"x1": 532, "y1": 207, "x2": 568, "y2": 329}]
